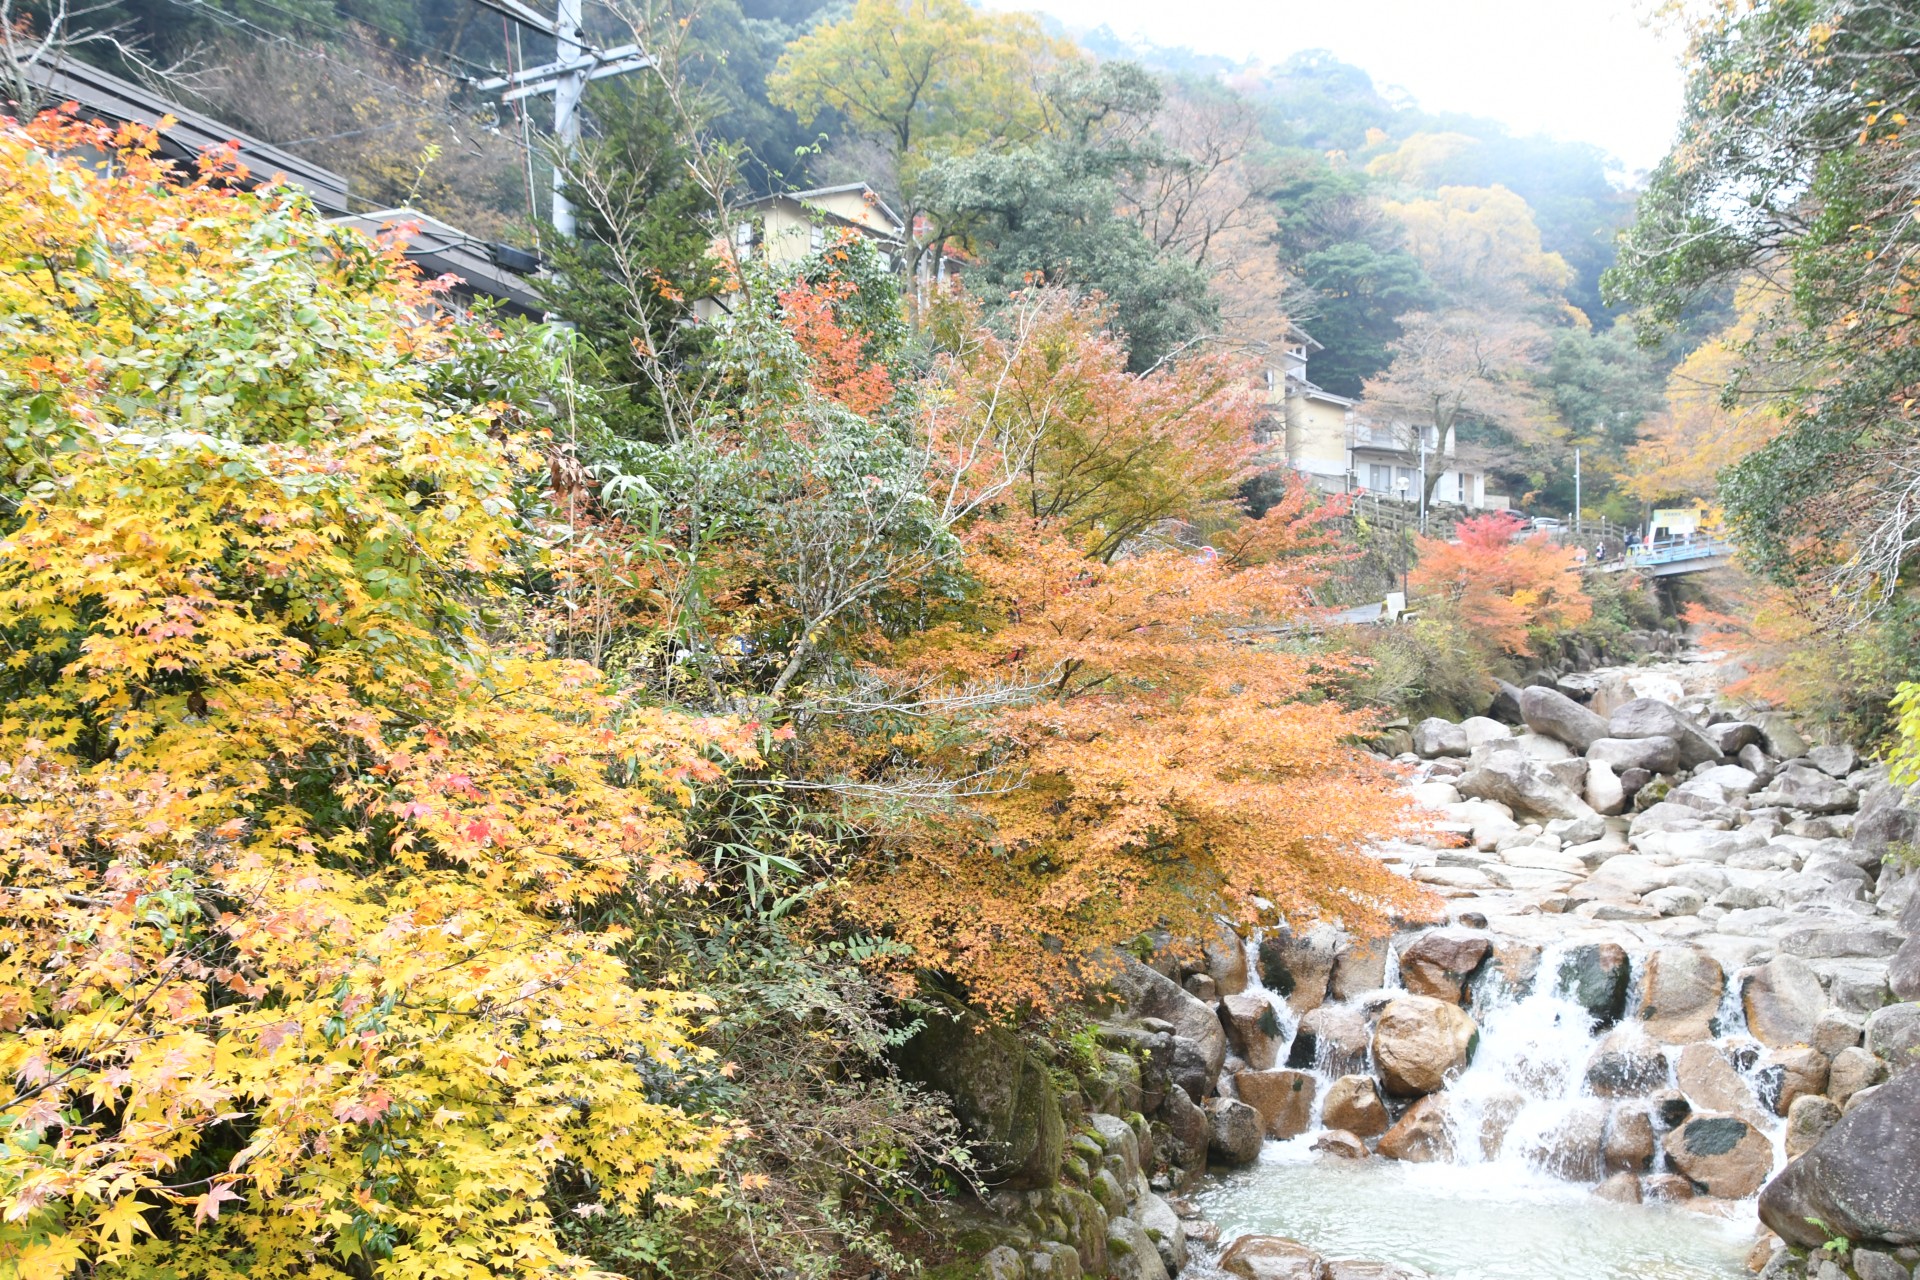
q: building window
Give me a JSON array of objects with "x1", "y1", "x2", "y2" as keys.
[
  {"x1": 1368, "y1": 463, "x2": 1391, "y2": 491},
  {"x1": 733, "y1": 222, "x2": 753, "y2": 250},
  {"x1": 1395, "y1": 466, "x2": 1414, "y2": 494},
  {"x1": 809, "y1": 224, "x2": 825, "y2": 251}
]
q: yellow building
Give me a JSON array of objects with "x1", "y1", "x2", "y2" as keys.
[{"x1": 731, "y1": 182, "x2": 906, "y2": 268}]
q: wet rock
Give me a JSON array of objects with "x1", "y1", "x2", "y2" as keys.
[
  {"x1": 1472, "y1": 1088, "x2": 1526, "y2": 1160},
  {"x1": 1206, "y1": 1097, "x2": 1265, "y2": 1167},
  {"x1": 1640, "y1": 946, "x2": 1726, "y2": 1043},
  {"x1": 1829, "y1": 1046, "x2": 1891, "y2": 1108},
  {"x1": 1662, "y1": 1113, "x2": 1775, "y2": 1199},
  {"x1": 1785, "y1": 1094, "x2": 1844, "y2": 1159},
  {"x1": 1372, "y1": 995, "x2": 1479, "y2": 1096},
  {"x1": 1377, "y1": 1094, "x2": 1454, "y2": 1163},
  {"x1": 1257, "y1": 926, "x2": 1341, "y2": 1016},
  {"x1": 1585, "y1": 1030, "x2": 1670, "y2": 1097},
  {"x1": 1605, "y1": 1105, "x2": 1657, "y2": 1173},
  {"x1": 1330, "y1": 937, "x2": 1389, "y2": 1002},
  {"x1": 1757, "y1": 1046, "x2": 1831, "y2": 1117},
  {"x1": 1235, "y1": 1069, "x2": 1317, "y2": 1140},
  {"x1": 1219, "y1": 993, "x2": 1287, "y2": 1071},
  {"x1": 1107, "y1": 1215, "x2": 1171, "y2": 1280},
  {"x1": 1456, "y1": 755, "x2": 1596, "y2": 822},
  {"x1": 1218, "y1": 1234, "x2": 1327, "y2": 1280},
  {"x1": 1609, "y1": 698, "x2": 1720, "y2": 767},
  {"x1": 1557, "y1": 942, "x2": 1633, "y2": 1028},
  {"x1": 1206, "y1": 928, "x2": 1251, "y2": 997},
  {"x1": 1535, "y1": 1098, "x2": 1608, "y2": 1182},
  {"x1": 1743, "y1": 954, "x2": 1829, "y2": 1048},
  {"x1": 1520, "y1": 685, "x2": 1612, "y2": 752},
  {"x1": 1675, "y1": 1043, "x2": 1757, "y2": 1114},
  {"x1": 1760, "y1": 1067, "x2": 1920, "y2": 1249},
  {"x1": 1866, "y1": 1002, "x2": 1920, "y2": 1069},
  {"x1": 1397, "y1": 929, "x2": 1492, "y2": 1005},
  {"x1": 1594, "y1": 1171, "x2": 1643, "y2": 1203},
  {"x1": 1413, "y1": 718, "x2": 1470, "y2": 758},
  {"x1": 1320, "y1": 1075, "x2": 1390, "y2": 1138},
  {"x1": 1588, "y1": 735, "x2": 1682, "y2": 775},
  {"x1": 1310, "y1": 1129, "x2": 1371, "y2": 1160},
  {"x1": 1291, "y1": 1003, "x2": 1372, "y2": 1077}
]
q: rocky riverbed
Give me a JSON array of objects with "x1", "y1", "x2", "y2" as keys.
[{"x1": 924, "y1": 654, "x2": 1920, "y2": 1280}]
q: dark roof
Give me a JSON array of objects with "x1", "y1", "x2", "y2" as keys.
[
  {"x1": 26, "y1": 57, "x2": 350, "y2": 213},
  {"x1": 331, "y1": 208, "x2": 546, "y2": 316}
]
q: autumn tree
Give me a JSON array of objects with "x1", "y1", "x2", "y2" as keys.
[
  {"x1": 1409, "y1": 514, "x2": 1592, "y2": 657},
  {"x1": 766, "y1": 0, "x2": 1071, "y2": 277},
  {"x1": 1382, "y1": 184, "x2": 1578, "y2": 321},
  {"x1": 0, "y1": 114, "x2": 753, "y2": 1279}
]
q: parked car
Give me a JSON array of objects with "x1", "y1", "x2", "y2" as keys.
[{"x1": 1528, "y1": 516, "x2": 1566, "y2": 533}]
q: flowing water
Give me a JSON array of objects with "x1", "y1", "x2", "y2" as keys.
[{"x1": 1189, "y1": 935, "x2": 1769, "y2": 1278}]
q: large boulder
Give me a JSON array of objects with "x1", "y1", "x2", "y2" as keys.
[
  {"x1": 1156, "y1": 1084, "x2": 1209, "y2": 1173},
  {"x1": 1756, "y1": 712, "x2": 1809, "y2": 759},
  {"x1": 1743, "y1": 954, "x2": 1829, "y2": 1048},
  {"x1": 1754, "y1": 764, "x2": 1857, "y2": 815},
  {"x1": 1290, "y1": 1002, "x2": 1372, "y2": 1077},
  {"x1": 1587, "y1": 735, "x2": 1682, "y2": 775},
  {"x1": 1760, "y1": 1067, "x2": 1920, "y2": 1248},
  {"x1": 1830, "y1": 1046, "x2": 1891, "y2": 1108},
  {"x1": 1639, "y1": 946, "x2": 1726, "y2": 1043},
  {"x1": 897, "y1": 1007, "x2": 1063, "y2": 1189},
  {"x1": 1675, "y1": 1042, "x2": 1757, "y2": 1113},
  {"x1": 1889, "y1": 894, "x2": 1920, "y2": 1003},
  {"x1": 1219, "y1": 1235, "x2": 1327, "y2": 1280},
  {"x1": 1455, "y1": 755, "x2": 1596, "y2": 822},
  {"x1": 1609, "y1": 699, "x2": 1719, "y2": 767},
  {"x1": 1396, "y1": 929, "x2": 1492, "y2": 1005},
  {"x1": 1321, "y1": 1074, "x2": 1390, "y2": 1137},
  {"x1": 1584, "y1": 1029, "x2": 1669, "y2": 1098},
  {"x1": 1662, "y1": 1113, "x2": 1775, "y2": 1199},
  {"x1": 1376, "y1": 1094, "x2": 1454, "y2": 1163},
  {"x1": 1206, "y1": 1098, "x2": 1265, "y2": 1167},
  {"x1": 1585, "y1": 760, "x2": 1627, "y2": 816},
  {"x1": 1235, "y1": 1068, "x2": 1318, "y2": 1140},
  {"x1": 1557, "y1": 943, "x2": 1633, "y2": 1028},
  {"x1": 1106, "y1": 956, "x2": 1229, "y2": 1087},
  {"x1": 1372, "y1": 995, "x2": 1479, "y2": 1096},
  {"x1": 1520, "y1": 685, "x2": 1611, "y2": 752},
  {"x1": 1219, "y1": 993, "x2": 1287, "y2": 1071},
  {"x1": 1106, "y1": 1215, "x2": 1172, "y2": 1280},
  {"x1": 1786, "y1": 1094, "x2": 1844, "y2": 1160},
  {"x1": 1865, "y1": 1002, "x2": 1920, "y2": 1069},
  {"x1": 1413, "y1": 718, "x2": 1469, "y2": 758},
  {"x1": 1257, "y1": 926, "x2": 1342, "y2": 1016}
]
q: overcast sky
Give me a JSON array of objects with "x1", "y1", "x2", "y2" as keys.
[{"x1": 983, "y1": 0, "x2": 1687, "y2": 175}]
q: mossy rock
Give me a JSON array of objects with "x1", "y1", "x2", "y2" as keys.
[{"x1": 900, "y1": 1006, "x2": 1066, "y2": 1191}]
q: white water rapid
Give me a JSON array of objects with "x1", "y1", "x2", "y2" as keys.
[{"x1": 1186, "y1": 934, "x2": 1771, "y2": 1279}]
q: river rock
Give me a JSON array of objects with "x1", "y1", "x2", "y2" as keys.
[
  {"x1": 1535, "y1": 1098, "x2": 1608, "y2": 1182},
  {"x1": 1757, "y1": 1045, "x2": 1830, "y2": 1116},
  {"x1": 1106, "y1": 1214, "x2": 1171, "y2": 1280},
  {"x1": 1377, "y1": 1094, "x2": 1454, "y2": 1163},
  {"x1": 1588, "y1": 735, "x2": 1682, "y2": 775},
  {"x1": 1857, "y1": 802, "x2": 1920, "y2": 859},
  {"x1": 1779, "y1": 921, "x2": 1904, "y2": 960},
  {"x1": 1663, "y1": 1113, "x2": 1775, "y2": 1199},
  {"x1": 1107, "y1": 956, "x2": 1229, "y2": 1088},
  {"x1": 1397, "y1": 929, "x2": 1491, "y2": 1004},
  {"x1": 1645, "y1": 885, "x2": 1706, "y2": 916},
  {"x1": 1866, "y1": 1002, "x2": 1920, "y2": 1069},
  {"x1": 1830, "y1": 1046, "x2": 1891, "y2": 1108},
  {"x1": 1521, "y1": 685, "x2": 1612, "y2": 751},
  {"x1": 1156, "y1": 1084, "x2": 1209, "y2": 1173},
  {"x1": 1312, "y1": 1129, "x2": 1370, "y2": 1160},
  {"x1": 1605, "y1": 1105, "x2": 1657, "y2": 1173},
  {"x1": 1462, "y1": 715, "x2": 1512, "y2": 748},
  {"x1": 1757, "y1": 712, "x2": 1809, "y2": 760},
  {"x1": 1220, "y1": 993, "x2": 1287, "y2": 1071},
  {"x1": 1456, "y1": 755, "x2": 1596, "y2": 822},
  {"x1": 1331, "y1": 936, "x2": 1390, "y2": 1001},
  {"x1": 898, "y1": 1007, "x2": 1064, "y2": 1189},
  {"x1": 1585, "y1": 760, "x2": 1628, "y2": 816},
  {"x1": 1708, "y1": 721, "x2": 1765, "y2": 755},
  {"x1": 1609, "y1": 699, "x2": 1720, "y2": 766},
  {"x1": 1414, "y1": 718, "x2": 1470, "y2": 758},
  {"x1": 1640, "y1": 946, "x2": 1726, "y2": 1043},
  {"x1": 1594, "y1": 1171, "x2": 1643, "y2": 1203},
  {"x1": 1743, "y1": 954, "x2": 1829, "y2": 1047},
  {"x1": 1755, "y1": 764, "x2": 1857, "y2": 814},
  {"x1": 1851, "y1": 1252, "x2": 1913, "y2": 1280},
  {"x1": 1218, "y1": 1235, "x2": 1327, "y2": 1280},
  {"x1": 1136, "y1": 1191, "x2": 1189, "y2": 1273},
  {"x1": 1675, "y1": 1043, "x2": 1756, "y2": 1113},
  {"x1": 1323, "y1": 1262, "x2": 1436, "y2": 1280},
  {"x1": 1258, "y1": 926, "x2": 1341, "y2": 1016},
  {"x1": 1235, "y1": 1069, "x2": 1317, "y2": 1140},
  {"x1": 1760, "y1": 1066, "x2": 1920, "y2": 1248},
  {"x1": 1585, "y1": 1029, "x2": 1670, "y2": 1097},
  {"x1": 1786, "y1": 1094, "x2": 1844, "y2": 1159},
  {"x1": 1207, "y1": 927, "x2": 1251, "y2": 997},
  {"x1": 1322, "y1": 1074, "x2": 1391, "y2": 1137},
  {"x1": 1206, "y1": 1098, "x2": 1265, "y2": 1167},
  {"x1": 1372, "y1": 996, "x2": 1479, "y2": 1096},
  {"x1": 1644, "y1": 1173, "x2": 1697, "y2": 1203},
  {"x1": 1807, "y1": 744, "x2": 1860, "y2": 778},
  {"x1": 980, "y1": 1246, "x2": 1025, "y2": 1280},
  {"x1": 1558, "y1": 942, "x2": 1632, "y2": 1028},
  {"x1": 1291, "y1": 1003, "x2": 1372, "y2": 1077}
]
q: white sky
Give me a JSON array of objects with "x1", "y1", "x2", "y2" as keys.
[{"x1": 984, "y1": 0, "x2": 1687, "y2": 175}]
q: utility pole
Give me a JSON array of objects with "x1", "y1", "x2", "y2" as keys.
[
  {"x1": 1574, "y1": 447, "x2": 1582, "y2": 538},
  {"x1": 470, "y1": 0, "x2": 651, "y2": 236},
  {"x1": 1418, "y1": 434, "x2": 1428, "y2": 534}
]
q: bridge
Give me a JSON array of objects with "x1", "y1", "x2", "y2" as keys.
[{"x1": 1593, "y1": 537, "x2": 1736, "y2": 578}]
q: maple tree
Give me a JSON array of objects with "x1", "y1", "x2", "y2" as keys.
[
  {"x1": 1409, "y1": 514, "x2": 1593, "y2": 657},
  {"x1": 0, "y1": 114, "x2": 754, "y2": 1279}
]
